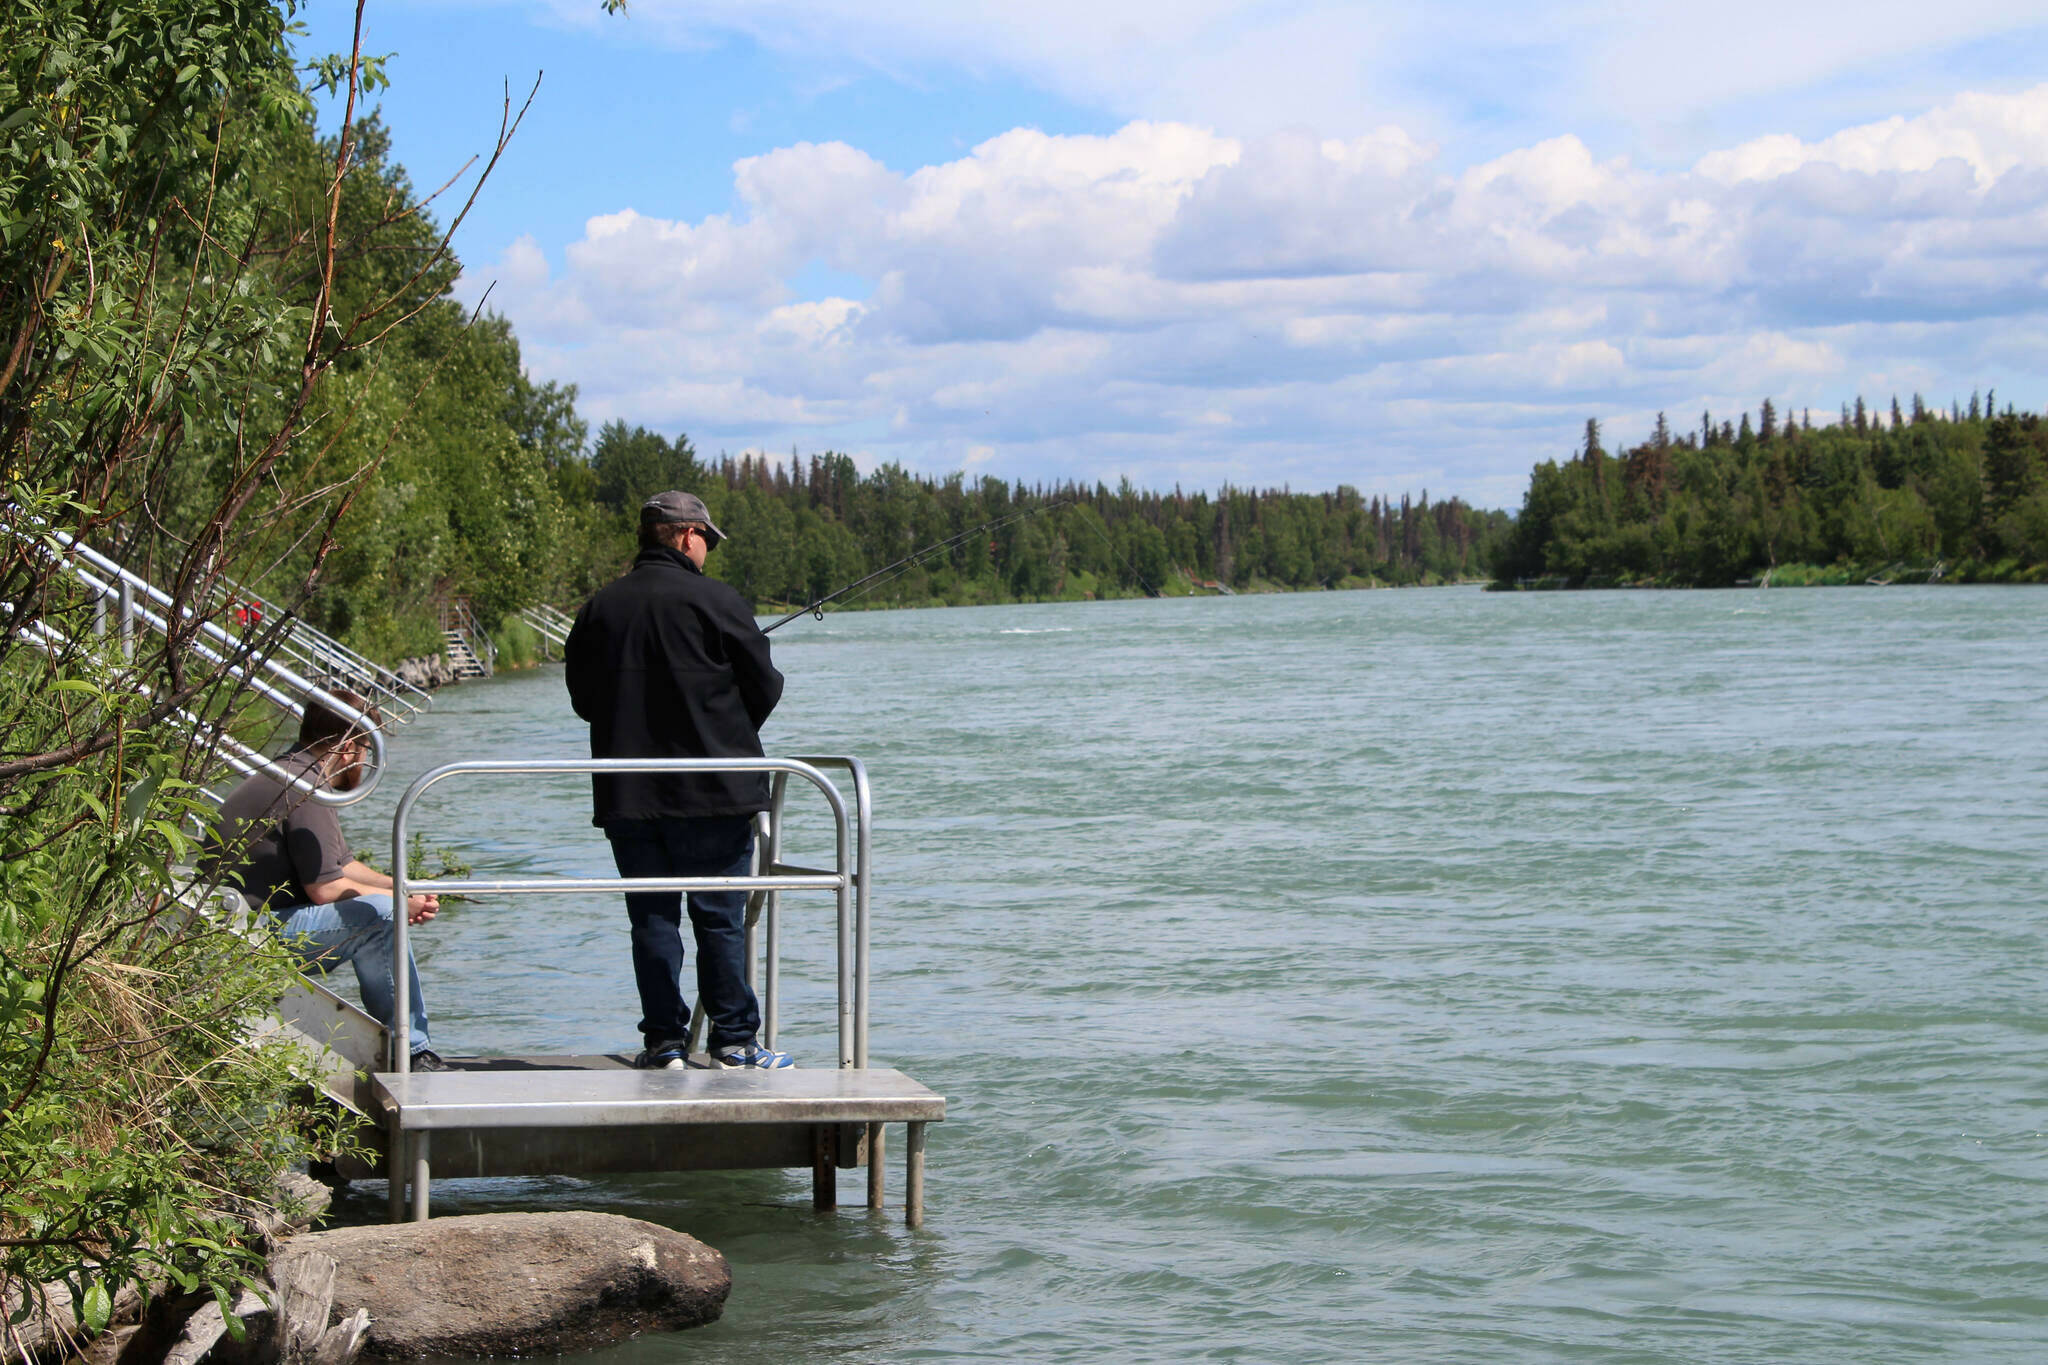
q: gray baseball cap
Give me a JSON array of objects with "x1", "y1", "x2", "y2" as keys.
[{"x1": 640, "y1": 490, "x2": 726, "y2": 545}]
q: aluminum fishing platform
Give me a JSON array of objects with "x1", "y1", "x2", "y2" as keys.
[{"x1": 291, "y1": 756, "x2": 944, "y2": 1227}]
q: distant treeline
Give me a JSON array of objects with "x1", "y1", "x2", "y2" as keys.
[
  {"x1": 563, "y1": 422, "x2": 1511, "y2": 612},
  {"x1": 1492, "y1": 396, "x2": 2048, "y2": 587}
]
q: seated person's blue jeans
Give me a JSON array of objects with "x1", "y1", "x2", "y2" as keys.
[
  {"x1": 605, "y1": 815, "x2": 759, "y2": 1051},
  {"x1": 273, "y1": 892, "x2": 433, "y2": 1056}
]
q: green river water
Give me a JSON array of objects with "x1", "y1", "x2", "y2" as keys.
[{"x1": 330, "y1": 585, "x2": 2046, "y2": 1362}]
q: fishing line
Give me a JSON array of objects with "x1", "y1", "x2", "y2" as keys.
[
  {"x1": 1065, "y1": 503, "x2": 1161, "y2": 599},
  {"x1": 761, "y1": 491, "x2": 1164, "y2": 632},
  {"x1": 762, "y1": 500, "x2": 1068, "y2": 632}
]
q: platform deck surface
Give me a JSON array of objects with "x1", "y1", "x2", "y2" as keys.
[{"x1": 371, "y1": 1064, "x2": 945, "y2": 1131}]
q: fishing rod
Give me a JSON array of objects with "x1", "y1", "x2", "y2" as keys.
[{"x1": 763, "y1": 500, "x2": 1070, "y2": 632}]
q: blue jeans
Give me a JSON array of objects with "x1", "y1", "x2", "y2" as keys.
[
  {"x1": 605, "y1": 816, "x2": 760, "y2": 1050},
  {"x1": 273, "y1": 893, "x2": 433, "y2": 1055}
]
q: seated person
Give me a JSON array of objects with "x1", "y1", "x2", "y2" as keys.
[{"x1": 201, "y1": 689, "x2": 446, "y2": 1070}]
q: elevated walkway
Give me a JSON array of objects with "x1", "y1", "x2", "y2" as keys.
[
  {"x1": 48, "y1": 530, "x2": 432, "y2": 724},
  {"x1": 370, "y1": 1062, "x2": 940, "y2": 1220},
  {"x1": 515, "y1": 603, "x2": 573, "y2": 657}
]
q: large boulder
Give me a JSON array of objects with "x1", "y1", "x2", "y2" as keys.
[{"x1": 273, "y1": 1212, "x2": 728, "y2": 1358}]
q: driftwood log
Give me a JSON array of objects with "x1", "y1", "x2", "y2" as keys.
[
  {"x1": 162, "y1": 1254, "x2": 366, "y2": 1365},
  {"x1": 1, "y1": 1175, "x2": 339, "y2": 1365}
]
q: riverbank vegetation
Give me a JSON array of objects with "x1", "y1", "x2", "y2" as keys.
[
  {"x1": 1, "y1": 0, "x2": 529, "y2": 1333},
  {"x1": 1490, "y1": 402, "x2": 2048, "y2": 588}
]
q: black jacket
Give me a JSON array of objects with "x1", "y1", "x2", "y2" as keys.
[{"x1": 565, "y1": 546, "x2": 785, "y2": 823}]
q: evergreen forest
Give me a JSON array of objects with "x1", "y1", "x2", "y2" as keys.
[
  {"x1": 1491, "y1": 401, "x2": 2048, "y2": 588},
  {"x1": 567, "y1": 423, "x2": 1507, "y2": 625}
]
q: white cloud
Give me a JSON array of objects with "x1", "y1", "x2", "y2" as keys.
[
  {"x1": 521, "y1": 0, "x2": 2048, "y2": 159},
  {"x1": 471, "y1": 85, "x2": 2048, "y2": 502},
  {"x1": 1697, "y1": 88, "x2": 2048, "y2": 187}
]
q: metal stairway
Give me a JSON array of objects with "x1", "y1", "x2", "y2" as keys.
[
  {"x1": 441, "y1": 631, "x2": 488, "y2": 679},
  {"x1": 438, "y1": 597, "x2": 494, "y2": 679}
]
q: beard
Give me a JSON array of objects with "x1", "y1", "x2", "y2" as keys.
[{"x1": 329, "y1": 753, "x2": 366, "y2": 792}]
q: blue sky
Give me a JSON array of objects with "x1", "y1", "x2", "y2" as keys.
[{"x1": 294, "y1": 1, "x2": 2048, "y2": 507}]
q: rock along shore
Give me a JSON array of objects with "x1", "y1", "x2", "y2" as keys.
[
  {"x1": 390, "y1": 656, "x2": 459, "y2": 691},
  {"x1": 6, "y1": 1194, "x2": 729, "y2": 1365},
  {"x1": 273, "y1": 1212, "x2": 730, "y2": 1359}
]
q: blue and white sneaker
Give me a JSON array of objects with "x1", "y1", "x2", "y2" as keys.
[
  {"x1": 633, "y1": 1040, "x2": 689, "y2": 1071},
  {"x1": 706, "y1": 1040, "x2": 796, "y2": 1070}
]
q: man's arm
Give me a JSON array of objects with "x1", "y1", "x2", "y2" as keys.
[
  {"x1": 724, "y1": 602, "x2": 784, "y2": 730},
  {"x1": 303, "y1": 860, "x2": 438, "y2": 924},
  {"x1": 564, "y1": 601, "x2": 597, "y2": 722},
  {"x1": 304, "y1": 859, "x2": 388, "y2": 898}
]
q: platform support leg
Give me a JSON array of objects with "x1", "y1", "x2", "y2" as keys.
[
  {"x1": 386, "y1": 1122, "x2": 406, "y2": 1224},
  {"x1": 867, "y1": 1122, "x2": 886, "y2": 1210},
  {"x1": 812, "y1": 1126, "x2": 837, "y2": 1213},
  {"x1": 410, "y1": 1133, "x2": 431, "y2": 1222},
  {"x1": 905, "y1": 1122, "x2": 927, "y2": 1229}
]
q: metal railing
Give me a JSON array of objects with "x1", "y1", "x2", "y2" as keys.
[
  {"x1": 205, "y1": 577, "x2": 431, "y2": 723},
  {"x1": 57, "y1": 531, "x2": 432, "y2": 724},
  {"x1": 515, "y1": 603, "x2": 573, "y2": 653},
  {"x1": 32, "y1": 529, "x2": 387, "y2": 806},
  {"x1": 387, "y1": 756, "x2": 873, "y2": 1071}
]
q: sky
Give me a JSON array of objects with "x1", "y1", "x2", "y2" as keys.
[{"x1": 293, "y1": 1, "x2": 2048, "y2": 508}]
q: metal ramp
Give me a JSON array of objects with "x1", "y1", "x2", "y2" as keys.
[
  {"x1": 46, "y1": 531, "x2": 433, "y2": 724},
  {"x1": 374, "y1": 755, "x2": 945, "y2": 1227},
  {"x1": 21, "y1": 530, "x2": 396, "y2": 804},
  {"x1": 514, "y1": 603, "x2": 573, "y2": 657}
]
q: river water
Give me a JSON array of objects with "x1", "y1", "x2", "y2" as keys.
[{"x1": 332, "y1": 586, "x2": 2046, "y2": 1363}]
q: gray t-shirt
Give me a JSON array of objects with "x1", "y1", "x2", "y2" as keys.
[{"x1": 201, "y1": 750, "x2": 352, "y2": 912}]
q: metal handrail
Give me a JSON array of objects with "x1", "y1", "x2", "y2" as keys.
[
  {"x1": 387, "y1": 756, "x2": 871, "y2": 1075},
  {"x1": 49, "y1": 531, "x2": 425, "y2": 717},
  {"x1": 32, "y1": 531, "x2": 386, "y2": 805},
  {"x1": 774, "y1": 756, "x2": 873, "y2": 1068},
  {"x1": 514, "y1": 605, "x2": 572, "y2": 650},
  {"x1": 210, "y1": 578, "x2": 431, "y2": 721}
]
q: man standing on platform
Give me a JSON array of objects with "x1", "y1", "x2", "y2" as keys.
[{"x1": 565, "y1": 490, "x2": 794, "y2": 1071}]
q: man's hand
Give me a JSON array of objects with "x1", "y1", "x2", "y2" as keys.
[{"x1": 406, "y1": 893, "x2": 439, "y2": 925}]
